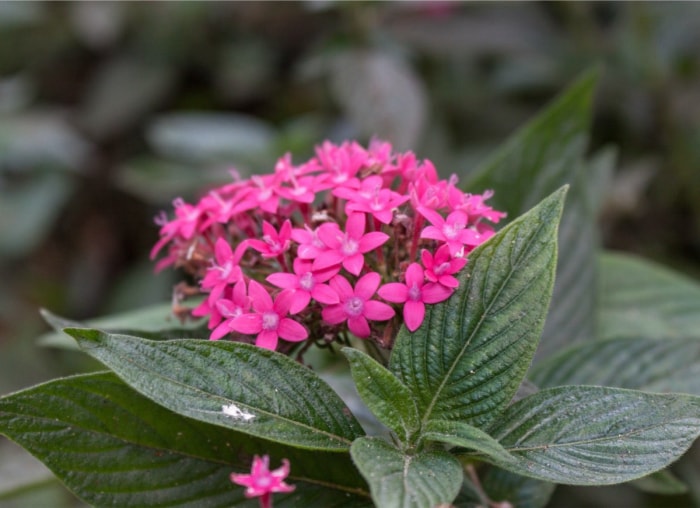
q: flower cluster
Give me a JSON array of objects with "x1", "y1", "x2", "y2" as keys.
[{"x1": 152, "y1": 140, "x2": 504, "y2": 352}]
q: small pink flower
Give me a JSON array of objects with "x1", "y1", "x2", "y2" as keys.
[
  {"x1": 201, "y1": 238, "x2": 243, "y2": 301},
  {"x1": 248, "y1": 220, "x2": 292, "y2": 258},
  {"x1": 266, "y1": 259, "x2": 339, "y2": 314},
  {"x1": 314, "y1": 213, "x2": 389, "y2": 275},
  {"x1": 335, "y1": 175, "x2": 409, "y2": 224},
  {"x1": 419, "y1": 207, "x2": 482, "y2": 256},
  {"x1": 231, "y1": 454, "x2": 295, "y2": 508},
  {"x1": 150, "y1": 198, "x2": 204, "y2": 259},
  {"x1": 322, "y1": 273, "x2": 395, "y2": 338},
  {"x1": 291, "y1": 225, "x2": 327, "y2": 259},
  {"x1": 378, "y1": 263, "x2": 453, "y2": 332},
  {"x1": 230, "y1": 281, "x2": 307, "y2": 350},
  {"x1": 421, "y1": 245, "x2": 466, "y2": 289},
  {"x1": 209, "y1": 279, "x2": 251, "y2": 340}
]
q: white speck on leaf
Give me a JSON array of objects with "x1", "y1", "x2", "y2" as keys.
[{"x1": 222, "y1": 404, "x2": 256, "y2": 421}]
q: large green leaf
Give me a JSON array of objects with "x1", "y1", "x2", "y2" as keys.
[
  {"x1": 0, "y1": 372, "x2": 369, "y2": 507},
  {"x1": 598, "y1": 252, "x2": 700, "y2": 340},
  {"x1": 486, "y1": 386, "x2": 700, "y2": 485},
  {"x1": 350, "y1": 437, "x2": 462, "y2": 508},
  {"x1": 421, "y1": 420, "x2": 514, "y2": 465},
  {"x1": 390, "y1": 187, "x2": 565, "y2": 428},
  {"x1": 467, "y1": 70, "x2": 608, "y2": 358},
  {"x1": 481, "y1": 467, "x2": 555, "y2": 508},
  {"x1": 38, "y1": 305, "x2": 207, "y2": 350},
  {"x1": 342, "y1": 348, "x2": 419, "y2": 443},
  {"x1": 66, "y1": 329, "x2": 364, "y2": 451},
  {"x1": 530, "y1": 336, "x2": 700, "y2": 395}
]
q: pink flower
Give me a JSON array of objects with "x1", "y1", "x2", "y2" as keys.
[
  {"x1": 266, "y1": 259, "x2": 339, "y2": 313},
  {"x1": 314, "y1": 213, "x2": 389, "y2": 275},
  {"x1": 378, "y1": 263, "x2": 453, "y2": 332},
  {"x1": 209, "y1": 279, "x2": 251, "y2": 340},
  {"x1": 230, "y1": 455, "x2": 295, "y2": 508},
  {"x1": 421, "y1": 244, "x2": 466, "y2": 288},
  {"x1": 418, "y1": 207, "x2": 482, "y2": 256},
  {"x1": 248, "y1": 220, "x2": 292, "y2": 258},
  {"x1": 322, "y1": 273, "x2": 395, "y2": 338},
  {"x1": 335, "y1": 175, "x2": 409, "y2": 224},
  {"x1": 291, "y1": 225, "x2": 327, "y2": 259},
  {"x1": 201, "y1": 238, "x2": 243, "y2": 301},
  {"x1": 230, "y1": 281, "x2": 307, "y2": 350},
  {"x1": 149, "y1": 198, "x2": 204, "y2": 259}
]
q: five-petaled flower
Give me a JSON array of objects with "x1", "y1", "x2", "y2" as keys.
[
  {"x1": 230, "y1": 454, "x2": 295, "y2": 508},
  {"x1": 322, "y1": 272, "x2": 395, "y2": 338},
  {"x1": 418, "y1": 207, "x2": 482, "y2": 256},
  {"x1": 230, "y1": 280, "x2": 308, "y2": 350},
  {"x1": 378, "y1": 263, "x2": 453, "y2": 331}
]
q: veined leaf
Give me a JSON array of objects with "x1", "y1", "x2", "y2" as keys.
[
  {"x1": 467, "y1": 70, "x2": 609, "y2": 358},
  {"x1": 598, "y1": 252, "x2": 700, "y2": 340},
  {"x1": 487, "y1": 386, "x2": 700, "y2": 485},
  {"x1": 390, "y1": 187, "x2": 565, "y2": 427},
  {"x1": 38, "y1": 305, "x2": 206, "y2": 350},
  {"x1": 481, "y1": 467, "x2": 555, "y2": 508},
  {"x1": 350, "y1": 437, "x2": 462, "y2": 508},
  {"x1": 0, "y1": 372, "x2": 369, "y2": 507},
  {"x1": 530, "y1": 336, "x2": 700, "y2": 395},
  {"x1": 66, "y1": 329, "x2": 364, "y2": 451},
  {"x1": 422, "y1": 420, "x2": 514, "y2": 465},
  {"x1": 342, "y1": 348, "x2": 419, "y2": 443}
]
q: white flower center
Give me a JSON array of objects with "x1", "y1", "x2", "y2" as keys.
[
  {"x1": 435, "y1": 261, "x2": 451, "y2": 275},
  {"x1": 408, "y1": 283, "x2": 422, "y2": 302},
  {"x1": 341, "y1": 236, "x2": 358, "y2": 256},
  {"x1": 299, "y1": 272, "x2": 314, "y2": 290},
  {"x1": 345, "y1": 297, "x2": 364, "y2": 317},
  {"x1": 262, "y1": 312, "x2": 279, "y2": 330}
]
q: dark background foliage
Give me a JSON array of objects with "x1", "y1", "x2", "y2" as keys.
[{"x1": 0, "y1": 2, "x2": 699, "y2": 506}]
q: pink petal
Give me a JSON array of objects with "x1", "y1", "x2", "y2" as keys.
[
  {"x1": 404, "y1": 300, "x2": 425, "y2": 331},
  {"x1": 230, "y1": 314, "x2": 263, "y2": 334},
  {"x1": 273, "y1": 289, "x2": 295, "y2": 315},
  {"x1": 232, "y1": 279, "x2": 248, "y2": 306},
  {"x1": 363, "y1": 300, "x2": 395, "y2": 321},
  {"x1": 313, "y1": 251, "x2": 343, "y2": 271},
  {"x1": 354, "y1": 272, "x2": 380, "y2": 299},
  {"x1": 277, "y1": 318, "x2": 308, "y2": 342},
  {"x1": 343, "y1": 253, "x2": 365, "y2": 276},
  {"x1": 311, "y1": 284, "x2": 339, "y2": 305},
  {"x1": 278, "y1": 219, "x2": 292, "y2": 241},
  {"x1": 422, "y1": 283, "x2": 453, "y2": 304},
  {"x1": 215, "y1": 237, "x2": 233, "y2": 264},
  {"x1": 420, "y1": 226, "x2": 446, "y2": 241},
  {"x1": 347, "y1": 315, "x2": 370, "y2": 338},
  {"x1": 210, "y1": 321, "x2": 232, "y2": 340},
  {"x1": 377, "y1": 283, "x2": 408, "y2": 303},
  {"x1": 459, "y1": 228, "x2": 482, "y2": 246},
  {"x1": 267, "y1": 272, "x2": 299, "y2": 290},
  {"x1": 261, "y1": 220, "x2": 276, "y2": 238},
  {"x1": 358, "y1": 231, "x2": 389, "y2": 252},
  {"x1": 288, "y1": 291, "x2": 311, "y2": 314},
  {"x1": 317, "y1": 223, "x2": 342, "y2": 249},
  {"x1": 292, "y1": 258, "x2": 313, "y2": 275},
  {"x1": 248, "y1": 280, "x2": 273, "y2": 313},
  {"x1": 329, "y1": 275, "x2": 354, "y2": 300},
  {"x1": 256, "y1": 330, "x2": 279, "y2": 350},
  {"x1": 322, "y1": 304, "x2": 347, "y2": 325},
  {"x1": 420, "y1": 249, "x2": 434, "y2": 269},
  {"x1": 417, "y1": 206, "x2": 445, "y2": 227},
  {"x1": 438, "y1": 274, "x2": 460, "y2": 288},
  {"x1": 404, "y1": 263, "x2": 424, "y2": 287},
  {"x1": 345, "y1": 212, "x2": 366, "y2": 239}
]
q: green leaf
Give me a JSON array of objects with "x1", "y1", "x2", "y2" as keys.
[
  {"x1": 486, "y1": 386, "x2": 700, "y2": 485},
  {"x1": 598, "y1": 252, "x2": 700, "y2": 340},
  {"x1": 630, "y1": 470, "x2": 688, "y2": 495},
  {"x1": 530, "y1": 336, "x2": 700, "y2": 395},
  {"x1": 0, "y1": 372, "x2": 369, "y2": 507},
  {"x1": 481, "y1": 467, "x2": 555, "y2": 508},
  {"x1": 38, "y1": 305, "x2": 207, "y2": 350},
  {"x1": 66, "y1": 329, "x2": 364, "y2": 451},
  {"x1": 534, "y1": 147, "x2": 615, "y2": 359},
  {"x1": 467, "y1": 70, "x2": 608, "y2": 358},
  {"x1": 390, "y1": 187, "x2": 565, "y2": 428},
  {"x1": 342, "y1": 348, "x2": 418, "y2": 442},
  {"x1": 421, "y1": 420, "x2": 514, "y2": 465},
  {"x1": 350, "y1": 437, "x2": 462, "y2": 508}
]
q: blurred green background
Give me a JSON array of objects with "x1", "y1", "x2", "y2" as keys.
[{"x1": 0, "y1": 2, "x2": 699, "y2": 506}]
